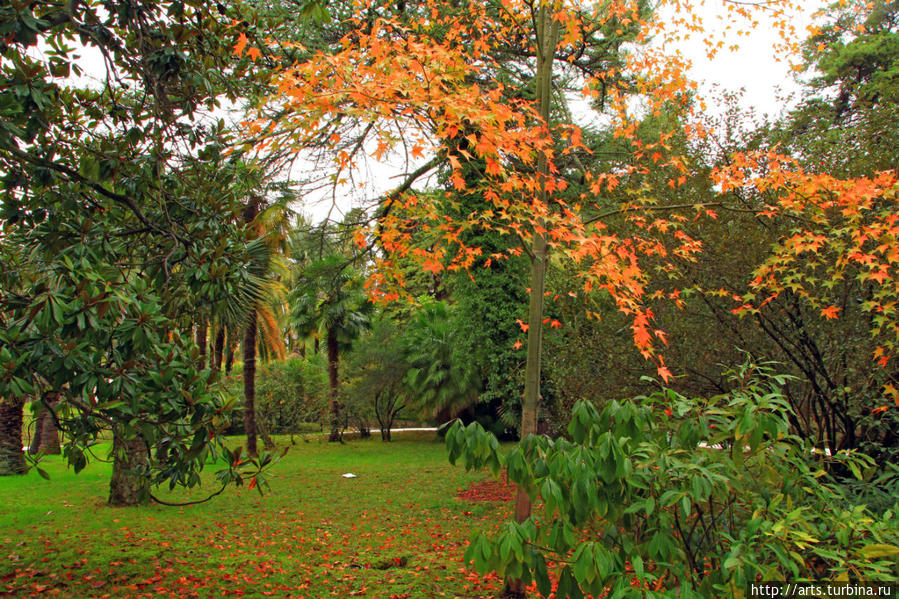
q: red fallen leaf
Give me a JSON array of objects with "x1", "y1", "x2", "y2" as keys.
[{"x1": 456, "y1": 472, "x2": 513, "y2": 502}]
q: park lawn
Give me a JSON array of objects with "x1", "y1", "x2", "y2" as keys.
[{"x1": 0, "y1": 431, "x2": 512, "y2": 598}]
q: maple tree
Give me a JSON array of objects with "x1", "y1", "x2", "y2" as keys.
[
  {"x1": 238, "y1": 0, "x2": 858, "y2": 586},
  {"x1": 244, "y1": 0, "x2": 719, "y2": 593}
]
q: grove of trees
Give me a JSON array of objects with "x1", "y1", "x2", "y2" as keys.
[{"x1": 1, "y1": 0, "x2": 897, "y2": 596}]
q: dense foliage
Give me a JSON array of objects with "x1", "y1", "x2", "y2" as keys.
[
  {"x1": 448, "y1": 362, "x2": 899, "y2": 597},
  {"x1": 1, "y1": 0, "x2": 898, "y2": 596}
]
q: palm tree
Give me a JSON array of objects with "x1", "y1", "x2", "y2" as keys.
[
  {"x1": 402, "y1": 300, "x2": 480, "y2": 424},
  {"x1": 291, "y1": 255, "x2": 371, "y2": 442},
  {"x1": 234, "y1": 196, "x2": 290, "y2": 457}
]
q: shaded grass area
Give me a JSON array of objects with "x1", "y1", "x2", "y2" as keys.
[{"x1": 0, "y1": 432, "x2": 510, "y2": 598}]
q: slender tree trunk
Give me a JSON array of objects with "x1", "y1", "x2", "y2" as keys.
[
  {"x1": 259, "y1": 418, "x2": 276, "y2": 450},
  {"x1": 314, "y1": 335, "x2": 320, "y2": 355},
  {"x1": 196, "y1": 321, "x2": 208, "y2": 370},
  {"x1": 506, "y1": 7, "x2": 560, "y2": 598},
  {"x1": 29, "y1": 402, "x2": 42, "y2": 456},
  {"x1": 32, "y1": 392, "x2": 60, "y2": 455},
  {"x1": 225, "y1": 341, "x2": 235, "y2": 376},
  {"x1": 0, "y1": 398, "x2": 27, "y2": 476},
  {"x1": 327, "y1": 328, "x2": 341, "y2": 442},
  {"x1": 212, "y1": 326, "x2": 226, "y2": 373},
  {"x1": 108, "y1": 428, "x2": 149, "y2": 506},
  {"x1": 244, "y1": 311, "x2": 259, "y2": 458}
]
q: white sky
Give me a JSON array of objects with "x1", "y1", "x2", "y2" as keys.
[{"x1": 660, "y1": 0, "x2": 825, "y2": 120}]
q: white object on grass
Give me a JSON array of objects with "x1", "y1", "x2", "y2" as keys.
[{"x1": 341, "y1": 473, "x2": 357, "y2": 478}]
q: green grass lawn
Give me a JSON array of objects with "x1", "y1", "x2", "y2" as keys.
[{"x1": 0, "y1": 432, "x2": 511, "y2": 598}]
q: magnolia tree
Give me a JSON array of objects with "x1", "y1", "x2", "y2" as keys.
[{"x1": 0, "y1": 0, "x2": 283, "y2": 504}]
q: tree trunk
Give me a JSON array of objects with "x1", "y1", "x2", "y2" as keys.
[
  {"x1": 108, "y1": 428, "x2": 149, "y2": 506},
  {"x1": 196, "y1": 321, "x2": 208, "y2": 370},
  {"x1": 244, "y1": 311, "x2": 259, "y2": 458},
  {"x1": 259, "y1": 418, "x2": 276, "y2": 450},
  {"x1": 506, "y1": 7, "x2": 560, "y2": 597},
  {"x1": 225, "y1": 341, "x2": 235, "y2": 376},
  {"x1": 212, "y1": 326, "x2": 226, "y2": 373},
  {"x1": 29, "y1": 402, "x2": 42, "y2": 456},
  {"x1": 33, "y1": 392, "x2": 60, "y2": 455},
  {"x1": 327, "y1": 327, "x2": 341, "y2": 442},
  {"x1": 0, "y1": 398, "x2": 27, "y2": 476}
]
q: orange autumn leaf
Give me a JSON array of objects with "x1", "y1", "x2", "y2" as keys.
[
  {"x1": 820, "y1": 305, "x2": 840, "y2": 319},
  {"x1": 232, "y1": 33, "x2": 247, "y2": 57},
  {"x1": 423, "y1": 259, "x2": 442, "y2": 275},
  {"x1": 657, "y1": 365, "x2": 673, "y2": 383}
]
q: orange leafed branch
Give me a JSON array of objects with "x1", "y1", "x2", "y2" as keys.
[{"x1": 246, "y1": 0, "x2": 806, "y2": 379}]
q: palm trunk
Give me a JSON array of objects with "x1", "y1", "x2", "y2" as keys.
[
  {"x1": 506, "y1": 7, "x2": 560, "y2": 598},
  {"x1": 212, "y1": 326, "x2": 225, "y2": 373},
  {"x1": 244, "y1": 311, "x2": 259, "y2": 458},
  {"x1": 225, "y1": 341, "x2": 235, "y2": 376},
  {"x1": 327, "y1": 327, "x2": 341, "y2": 442},
  {"x1": 0, "y1": 398, "x2": 27, "y2": 475},
  {"x1": 108, "y1": 427, "x2": 149, "y2": 506}
]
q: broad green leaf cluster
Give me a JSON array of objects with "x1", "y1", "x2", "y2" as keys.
[{"x1": 448, "y1": 362, "x2": 899, "y2": 597}]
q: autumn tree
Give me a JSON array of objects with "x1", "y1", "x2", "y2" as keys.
[
  {"x1": 697, "y1": 0, "x2": 899, "y2": 461},
  {"x1": 242, "y1": 0, "x2": 718, "y2": 592}
]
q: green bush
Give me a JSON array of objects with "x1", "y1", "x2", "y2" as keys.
[
  {"x1": 223, "y1": 356, "x2": 329, "y2": 435},
  {"x1": 447, "y1": 362, "x2": 899, "y2": 597}
]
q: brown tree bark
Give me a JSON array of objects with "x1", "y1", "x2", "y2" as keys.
[
  {"x1": 0, "y1": 398, "x2": 27, "y2": 476},
  {"x1": 108, "y1": 428, "x2": 149, "y2": 506},
  {"x1": 31, "y1": 392, "x2": 60, "y2": 455},
  {"x1": 225, "y1": 341, "x2": 235, "y2": 376},
  {"x1": 243, "y1": 311, "x2": 259, "y2": 458},
  {"x1": 505, "y1": 6, "x2": 560, "y2": 598},
  {"x1": 212, "y1": 326, "x2": 225, "y2": 373},
  {"x1": 327, "y1": 327, "x2": 341, "y2": 442}
]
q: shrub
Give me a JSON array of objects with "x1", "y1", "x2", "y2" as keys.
[
  {"x1": 447, "y1": 362, "x2": 899, "y2": 597},
  {"x1": 223, "y1": 355, "x2": 329, "y2": 435}
]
